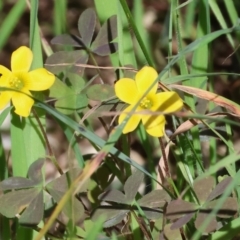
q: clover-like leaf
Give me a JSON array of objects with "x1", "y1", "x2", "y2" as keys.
[
  {"x1": 206, "y1": 176, "x2": 233, "y2": 202},
  {"x1": 91, "y1": 15, "x2": 118, "y2": 56},
  {"x1": 124, "y1": 170, "x2": 144, "y2": 203},
  {"x1": 92, "y1": 206, "x2": 129, "y2": 228},
  {"x1": 98, "y1": 190, "x2": 127, "y2": 204},
  {"x1": 166, "y1": 199, "x2": 198, "y2": 220},
  {"x1": 51, "y1": 34, "x2": 85, "y2": 47},
  {"x1": 19, "y1": 191, "x2": 43, "y2": 225},
  {"x1": 194, "y1": 212, "x2": 218, "y2": 233},
  {"x1": 65, "y1": 72, "x2": 85, "y2": 91},
  {"x1": 0, "y1": 177, "x2": 36, "y2": 191},
  {"x1": 193, "y1": 176, "x2": 215, "y2": 203},
  {"x1": 170, "y1": 212, "x2": 195, "y2": 230},
  {"x1": 45, "y1": 50, "x2": 88, "y2": 75},
  {"x1": 0, "y1": 188, "x2": 41, "y2": 219},
  {"x1": 50, "y1": 78, "x2": 88, "y2": 115},
  {"x1": 27, "y1": 158, "x2": 45, "y2": 184},
  {"x1": 138, "y1": 189, "x2": 170, "y2": 208},
  {"x1": 86, "y1": 84, "x2": 115, "y2": 101},
  {"x1": 164, "y1": 223, "x2": 182, "y2": 240},
  {"x1": 78, "y1": 8, "x2": 96, "y2": 47}
]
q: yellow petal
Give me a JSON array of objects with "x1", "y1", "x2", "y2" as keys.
[
  {"x1": 146, "y1": 121, "x2": 165, "y2": 137},
  {"x1": 11, "y1": 46, "x2": 33, "y2": 73},
  {"x1": 24, "y1": 68, "x2": 55, "y2": 91},
  {"x1": 156, "y1": 92, "x2": 183, "y2": 113},
  {"x1": 12, "y1": 91, "x2": 34, "y2": 117},
  {"x1": 142, "y1": 112, "x2": 165, "y2": 130},
  {"x1": 0, "y1": 91, "x2": 12, "y2": 109},
  {"x1": 135, "y1": 66, "x2": 158, "y2": 94},
  {"x1": 115, "y1": 78, "x2": 138, "y2": 104},
  {"x1": 119, "y1": 105, "x2": 141, "y2": 134},
  {"x1": 0, "y1": 66, "x2": 12, "y2": 87}
]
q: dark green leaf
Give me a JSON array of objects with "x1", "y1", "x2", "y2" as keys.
[
  {"x1": 166, "y1": 200, "x2": 198, "y2": 220},
  {"x1": 0, "y1": 177, "x2": 36, "y2": 190},
  {"x1": 98, "y1": 190, "x2": 127, "y2": 204},
  {"x1": 86, "y1": 84, "x2": 115, "y2": 101},
  {"x1": 193, "y1": 176, "x2": 215, "y2": 203},
  {"x1": 91, "y1": 15, "x2": 118, "y2": 56},
  {"x1": 124, "y1": 170, "x2": 144, "y2": 203},
  {"x1": 51, "y1": 34, "x2": 85, "y2": 47},
  {"x1": 27, "y1": 158, "x2": 45, "y2": 184},
  {"x1": 194, "y1": 212, "x2": 217, "y2": 233},
  {"x1": 45, "y1": 50, "x2": 88, "y2": 74},
  {"x1": 19, "y1": 191, "x2": 43, "y2": 225},
  {"x1": 206, "y1": 176, "x2": 233, "y2": 202},
  {"x1": 138, "y1": 189, "x2": 170, "y2": 208},
  {"x1": 78, "y1": 8, "x2": 96, "y2": 47},
  {"x1": 0, "y1": 188, "x2": 41, "y2": 218}
]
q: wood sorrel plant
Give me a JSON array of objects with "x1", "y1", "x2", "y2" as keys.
[{"x1": 0, "y1": 1, "x2": 240, "y2": 240}]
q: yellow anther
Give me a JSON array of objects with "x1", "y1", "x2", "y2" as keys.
[
  {"x1": 140, "y1": 97, "x2": 152, "y2": 109},
  {"x1": 9, "y1": 77, "x2": 24, "y2": 90}
]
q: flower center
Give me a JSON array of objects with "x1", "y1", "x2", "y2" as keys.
[
  {"x1": 140, "y1": 97, "x2": 153, "y2": 109},
  {"x1": 9, "y1": 76, "x2": 24, "y2": 90}
]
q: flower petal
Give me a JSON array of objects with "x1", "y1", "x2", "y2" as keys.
[
  {"x1": 115, "y1": 78, "x2": 138, "y2": 104},
  {"x1": 0, "y1": 91, "x2": 12, "y2": 110},
  {"x1": 0, "y1": 66, "x2": 12, "y2": 87},
  {"x1": 11, "y1": 46, "x2": 33, "y2": 73},
  {"x1": 135, "y1": 66, "x2": 158, "y2": 94},
  {"x1": 146, "y1": 120, "x2": 165, "y2": 137},
  {"x1": 142, "y1": 112, "x2": 166, "y2": 130},
  {"x1": 24, "y1": 68, "x2": 55, "y2": 91},
  {"x1": 12, "y1": 91, "x2": 34, "y2": 117},
  {"x1": 156, "y1": 92, "x2": 183, "y2": 113},
  {"x1": 119, "y1": 104, "x2": 141, "y2": 134}
]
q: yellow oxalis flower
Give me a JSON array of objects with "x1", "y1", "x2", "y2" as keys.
[
  {"x1": 0, "y1": 46, "x2": 55, "y2": 117},
  {"x1": 115, "y1": 66, "x2": 183, "y2": 137}
]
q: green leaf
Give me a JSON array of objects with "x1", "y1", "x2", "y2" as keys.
[
  {"x1": 86, "y1": 84, "x2": 115, "y2": 101},
  {"x1": 78, "y1": 8, "x2": 96, "y2": 47},
  {"x1": 163, "y1": 223, "x2": 182, "y2": 240},
  {"x1": 27, "y1": 158, "x2": 45, "y2": 184},
  {"x1": 65, "y1": 72, "x2": 85, "y2": 91},
  {"x1": 0, "y1": 177, "x2": 36, "y2": 191}
]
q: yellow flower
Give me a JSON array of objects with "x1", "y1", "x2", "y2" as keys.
[
  {"x1": 115, "y1": 66, "x2": 183, "y2": 137},
  {"x1": 0, "y1": 46, "x2": 55, "y2": 117}
]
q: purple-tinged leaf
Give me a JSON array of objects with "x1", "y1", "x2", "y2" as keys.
[
  {"x1": 164, "y1": 223, "x2": 182, "y2": 240},
  {"x1": 27, "y1": 158, "x2": 45, "y2": 184},
  {"x1": 166, "y1": 200, "x2": 198, "y2": 220},
  {"x1": 170, "y1": 212, "x2": 195, "y2": 229},
  {"x1": 0, "y1": 177, "x2": 36, "y2": 190},
  {"x1": 51, "y1": 34, "x2": 85, "y2": 47},
  {"x1": 205, "y1": 197, "x2": 238, "y2": 218},
  {"x1": 0, "y1": 188, "x2": 40, "y2": 218},
  {"x1": 138, "y1": 189, "x2": 170, "y2": 208},
  {"x1": 92, "y1": 42, "x2": 118, "y2": 56},
  {"x1": 193, "y1": 176, "x2": 215, "y2": 203},
  {"x1": 78, "y1": 8, "x2": 96, "y2": 47},
  {"x1": 124, "y1": 170, "x2": 144, "y2": 203},
  {"x1": 45, "y1": 50, "x2": 88, "y2": 74},
  {"x1": 206, "y1": 176, "x2": 233, "y2": 202},
  {"x1": 142, "y1": 207, "x2": 163, "y2": 220},
  {"x1": 86, "y1": 84, "x2": 115, "y2": 101},
  {"x1": 194, "y1": 212, "x2": 218, "y2": 233},
  {"x1": 19, "y1": 191, "x2": 43, "y2": 225},
  {"x1": 92, "y1": 207, "x2": 129, "y2": 228},
  {"x1": 91, "y1": 15, "x2": 118, "y2": 56},
  {"x1": 98, "y1": 190, "x2": 127, "y2": 204}
]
